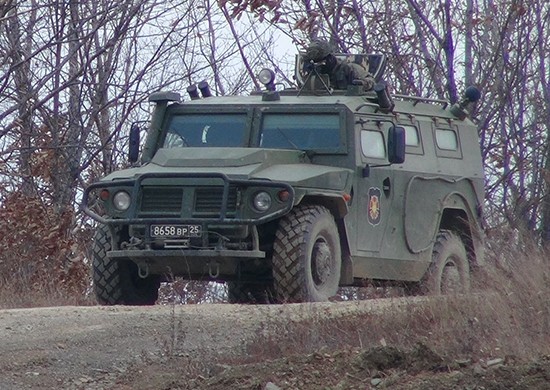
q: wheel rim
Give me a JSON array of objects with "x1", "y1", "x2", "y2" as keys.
[
  {"x1": 311, "y1": 237, "x2": 332, "y2": 287},
  {"x1": 440, "y1": 257, "x2": 461, "y2": 294}
]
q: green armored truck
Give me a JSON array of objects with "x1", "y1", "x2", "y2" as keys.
[{"x1": 82, "y1": 53, "x2": 485, "y2": 305}]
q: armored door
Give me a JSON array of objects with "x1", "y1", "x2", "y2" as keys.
[{"x1": 354, "y1": 122, "x2": 395, "y2": 254}]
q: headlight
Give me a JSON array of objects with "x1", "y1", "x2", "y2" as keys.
[
  {"x1": 252, "y1": 191, "x2": 272, "y2": 212},
  {"x1": 113, "y1": 191, "x2": 131, "y2": 211}
]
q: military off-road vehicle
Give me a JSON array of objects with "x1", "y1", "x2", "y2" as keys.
[{"x1": 83, "y1": 53, "x2": 485, "y2": 305}]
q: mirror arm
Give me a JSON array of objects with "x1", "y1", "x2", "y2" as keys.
[{"x1": 362, "y1": 163, "x2": 392, "y2": 178}]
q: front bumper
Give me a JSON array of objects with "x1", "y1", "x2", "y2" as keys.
[
  {"x1": 82, "y1": 172, "x2": 295, "y2": 226},
  {"x1": 108, "y1": 248, "x2": 266, "y2": 279}
]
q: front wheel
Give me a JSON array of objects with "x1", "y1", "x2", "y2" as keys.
[
  {"x1": 92, "y1": 225, "x2": 160, "y2": 305},
  {"x1": 421, "y1": 230, "x2": 471, "y2": 295},
  {"x1": 272, "y1": 205, "x2": 341, "y2": 303}
]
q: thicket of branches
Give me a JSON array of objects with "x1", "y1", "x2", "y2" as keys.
[{"x1": 0, "y1": 0, "x2": 548, "y2": 297}]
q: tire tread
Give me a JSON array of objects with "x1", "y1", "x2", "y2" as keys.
[{"x1": 272, "y1": 205, "x2": 334, "y2": 302}]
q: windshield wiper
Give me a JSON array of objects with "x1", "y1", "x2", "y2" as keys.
[{"x1": 275, "y1": 127, "x2": 300, "y2": 150}]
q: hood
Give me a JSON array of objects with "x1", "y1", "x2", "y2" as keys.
[
  {"x1": 103, "y1": 147, "x2": 351, "y2": 191},
  {"x1": 152, "y1": 147, "x2": 306, "y2": 169}
]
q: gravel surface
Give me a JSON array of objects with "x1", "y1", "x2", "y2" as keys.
[
  {"x1": 4, "y1": 295, "x2": 542, "y2": 390},
  {"x1": 0, "y1": 299, "x2": 407, "y2": 389}
]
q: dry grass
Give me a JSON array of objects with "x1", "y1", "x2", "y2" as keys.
[
  {"x1": 244, "y1": 232, "x2": 550, "y2": 364},
  {"x1": 0, "y1": 277, "x2": 93, "y2": 309},
  {"x1": 1, "y1": 227, "x2": 548, "y2": 367}
]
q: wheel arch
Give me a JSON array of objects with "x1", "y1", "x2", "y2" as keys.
[
  {"x1": 297, "y1": 194, "x2": 349, "y2": 219},
  {"x1": 439, "y1": 206, "x2": 485, "y2": 268}
]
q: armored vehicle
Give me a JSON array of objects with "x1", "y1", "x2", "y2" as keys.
[{"x1": 83, "y1": 53, "x2": 485, "y2": 305}]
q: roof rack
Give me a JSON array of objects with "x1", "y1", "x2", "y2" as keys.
[{"x1": 393, "y1": 94, "x2": 449, "y2": 109}]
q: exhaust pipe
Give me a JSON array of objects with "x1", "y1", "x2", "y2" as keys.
[
  {"x1": 187, "y1": 84, "x2": 200, "y2": 100},
  {"x1": 198, "y1": 80, "x2": 212, "y2": 98}
]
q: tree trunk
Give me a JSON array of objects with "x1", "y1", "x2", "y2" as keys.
[{"x1": 6, "y1": 3, "x2": 37, "y2": 196}]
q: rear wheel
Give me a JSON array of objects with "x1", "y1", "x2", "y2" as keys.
[
  {"x1": 421, "y1": 230, "x2": 470, "y2": 295},
  {"x1": 272, "y1": 205, "x2": 341, "y2": 303},
  {"x1": 92, "y1": 225, "x2": 160, "y2": 305}
]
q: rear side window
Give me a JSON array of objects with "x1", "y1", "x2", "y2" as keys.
[
  {"x1": 436, "y1": 129, "x2": 458, "y2": 150},
  {"x1": 435, "y1": 127, "x2": 462, "y2": 158}
]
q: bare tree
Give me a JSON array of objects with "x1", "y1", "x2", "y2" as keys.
[
  {"x1": 0, "y1": 0, "x2": 205, "y2": 289},
  {"x1": 228, "y1": 0, "x2": 550, "y2": 244},
  {"x1": 0, "y1": 0, "x2": 297, "y2": 293},
  {"x1": 2, "y1": 0, "x2": 548, "y2": 296}
]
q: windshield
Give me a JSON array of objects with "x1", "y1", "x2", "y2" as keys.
[
  {"x1": 163, "y1": 113, "x2": 248, "y2": 147},
  {"x1": 162, "y1": 112, "x2": 342, "y2": 151},
  {"x1": 260, "y1": 113, "x2": 341, "y2": 150}
]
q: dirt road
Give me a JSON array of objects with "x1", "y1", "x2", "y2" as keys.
[
  {"x1": 0, "y1": 300, "x2": 404, "y2": 389},
  {"x1": 3, "y1": 297, "x2": 549, "y2": 390}
]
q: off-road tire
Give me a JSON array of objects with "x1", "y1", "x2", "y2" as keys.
[
  {"x1": 92, "y1": 225, "x2": 160, "y2": 305},
  {"x1": 421, "y1": 230, "x2": 470, "y2": 295},
  {"x1": 272, "y1": 205, "x2": 341, "y2": 303}
]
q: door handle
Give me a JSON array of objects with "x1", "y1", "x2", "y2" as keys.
[{"x1": 383, "y1": 177, "x2": 391, "y2": 196}]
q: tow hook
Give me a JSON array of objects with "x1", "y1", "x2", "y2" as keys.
[
  {"x1": 138, "y1": 263, "x2": 149, "y2": 279},
  {"x1": 208, "y1": 262, "x2": 220, "y2": 279}
]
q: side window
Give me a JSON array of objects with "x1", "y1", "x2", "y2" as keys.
[
  {"x1": 435, "y1": 129, "x2": 458, "y2": 150},
  {"x1": 361, "y1": 130, "x2": 386, "y2": 159},
  {"x1": 404, "y1": 125, "x2": 420, "y2": 146},
  {"x1": 402, "y1": 124, "x2": 423, "y2": 155},
  {"x1": 434, "y1": 127, "x2": 462, "y2": 158}
]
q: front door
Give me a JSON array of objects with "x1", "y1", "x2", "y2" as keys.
[{"x1": 354, "y1": 122, "x2": 395, "y2": 254}]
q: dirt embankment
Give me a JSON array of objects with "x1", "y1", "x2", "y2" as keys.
[
  {"x1": 1, "y1": 297, "x2": 549, "y2": 389},
  {"x1": 0, "y1": 300, "x2": 397, "y2": 389}
]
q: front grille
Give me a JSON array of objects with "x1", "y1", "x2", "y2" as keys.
[
  {"x1": 139, "y1": 185, "x2": 237, "y2": 218},
  {"x1": 194, "y1": 187, "x2": 237, "y2": 216},
  {"x1": 140, "y1": 187, "x2": 183, "y2": 213}
]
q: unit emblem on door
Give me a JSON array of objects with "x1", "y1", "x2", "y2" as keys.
[{"x1": 368, "y1": 187, "x2": 381, "y2": 226}]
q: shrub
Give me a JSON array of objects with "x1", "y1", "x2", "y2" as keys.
[{"x1": 0, "y1": 192, "x2": 91, "y2": 308}]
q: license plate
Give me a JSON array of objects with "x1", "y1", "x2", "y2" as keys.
[{"x1": 150, "y1": 224, "x2": 202, "y2": 238}]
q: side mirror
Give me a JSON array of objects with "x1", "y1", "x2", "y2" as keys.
[
  {"x1": 129, "y1": 123, "x2": 140, "y2": 163},
  {"x1": 388, "y1": 125, "x2": 405, "y2": 164}
]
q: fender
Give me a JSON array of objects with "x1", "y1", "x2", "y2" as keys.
[{"x1": 404, "y1": 175, "x2": 483, "y2": 257}]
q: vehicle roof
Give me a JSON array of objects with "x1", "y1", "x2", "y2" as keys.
[{"x1": 169, "y1": 91, "x2": 465, "y2": 123}]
